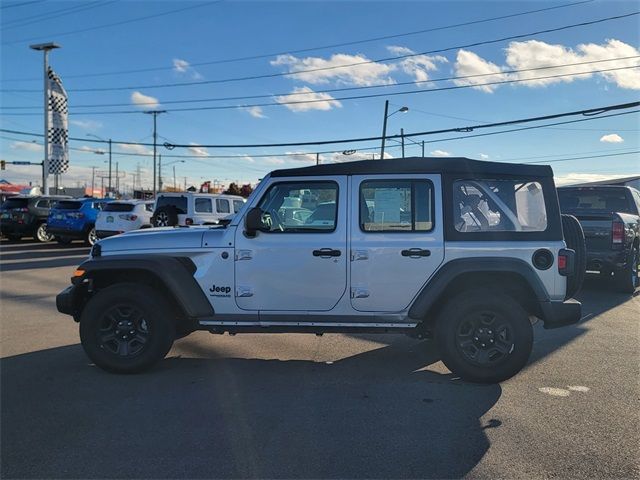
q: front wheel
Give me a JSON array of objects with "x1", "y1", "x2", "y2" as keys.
[
  {"x1": 35, "y1": 223, "x2": 54, "y2": 243},
  {"x1": 79, "y1": 283, "x2": 176, "y2": 373},
  {"x1": 615, "y1": 247, "x2": 639, "y2": 294},
  {"x1": 86, "y1": 227, "x2": 98, "y2": 246},
  {"x1": 435, "y1": 290, "x2": 533, "y2": 383}
]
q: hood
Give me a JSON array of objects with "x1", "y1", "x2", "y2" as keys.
[{"x1": 98, "y1": 226, "x2": 214, "y2": 252}]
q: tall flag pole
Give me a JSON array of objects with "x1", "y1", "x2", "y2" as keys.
[{"x1": 29, "y1": 42, "x2": 60, "y2": 195}]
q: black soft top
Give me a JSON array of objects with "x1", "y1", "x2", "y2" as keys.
[{"x1": 271, "y1": 156, "x2": 553, "y2": 178}]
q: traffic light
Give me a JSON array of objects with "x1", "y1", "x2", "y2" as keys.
[{"x1": 1, "y1": 160, "x2": 5, "y2": 170}]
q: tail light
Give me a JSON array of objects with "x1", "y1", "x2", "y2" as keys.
[
  {"x1": 118, "y1": 214, "x2": 138, "y2": 221},
  {"x1": 185, "y1": 218, "x2": 193, "y2": 225},
  {"x1": 67, "y1": 212, "x2": 84, "y2": 219},
  {"x1": 558, "y1": 248, "x2": 575, "y2": 276},
  {"x1": 17, "y1": 207, "x2": 28, "y2": 212},
  {"x1": 612, "y1": 221, "x2": 624, "y2": 245}
]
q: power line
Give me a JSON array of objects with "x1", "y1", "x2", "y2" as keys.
[
  {"x1": 0, "y1": 0, "x2": 594, "y2": 82},
  {"x1": 5, "y1": 56, "x2": 637, "y2": 110},
  {"x1": 2, "y1": 101, "x2": 638, "y2": 149},
  {"x1": 1, "y1": 1, "x2": 222, "y2": 46},
  {"x1": 523, "y1": 150, "x2": 639, "y2": 164},
  {"x1": 3, "y1": 65, "x2": 637, "y2": 116},
  {"x1": 1, "y1": 1, "x2": 117, "y2": 30},
  {"x1": 0, "y1": 1, "x2": 44, "y2": 10},
  {"x1": 3, "y1": 10, "x2": 637, "y2": 92}
]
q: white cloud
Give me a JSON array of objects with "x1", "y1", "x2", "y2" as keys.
[
  {"x1": 600, "y1": 133, "x2": 624, "y2": 143},
  {"x1": 430, "y1": 149, "x2": 452, "y2": 157},
  {"x1": 263, "y1": 157, "x2": 286, "y2": 165},
  {"x1": 131, "y1": 91, "x2": 159, "y2": 109},
  {"x1": 244, "y1": 106, "x2": 267, "y2": 119},
  {"x1": 284, "y1": 152, "x2": 318, "y2": 162},
  {"x1": 454, "y1": 38, "x2": 640, "y2": 93},
  {"x1": 117, "y1": 143, "x2": 152, "y2": 155},
  {"x1": 275, "y1": 86, "x2": 342, "y2": 112},
  {"x1": 69, "y1": 119, "x2": 102, "y2": 130},
  {"x1": 554, "y1": 173, "x2": 630, "y2": 186},
  {"x1": 387, "y1": 46, "x2": 447, "y2": 83},
  {"x1": 187, "y1": 143, "x2": 209, "y2": 157},
  {"x1": 77, "y1": 145, "x2": 106, "y2": 154},
  {"x1": 271, "y1": 53, "x2": 396, "y2": 86},
  {"x1": 479, "y1": 153, "x2": 489, "y2": 159},
  {"x1": 173, "y1": 58, "x2": 203, "y2": 80},
  {"x1": 453, "y1": 50, "x2": 507, "y2": 92},
  {"x1": 10, "y1": 141, "x2": 42, "y2": 152}
]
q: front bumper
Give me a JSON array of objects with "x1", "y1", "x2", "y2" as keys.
[
  {"x1": 539, "y1": 298, "x2": 582, "y2": 330},
  {"x1": 56, "y1": 284, "x2": 82, "y2": 319}
]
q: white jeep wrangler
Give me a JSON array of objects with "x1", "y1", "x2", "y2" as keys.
[{"x1": 57, "y1": 157, "x2": 585, "y2": 383}]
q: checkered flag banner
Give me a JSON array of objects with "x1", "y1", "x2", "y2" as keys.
[{"x1": 47, "y1": 66, "x2": 69, "y2": 174}]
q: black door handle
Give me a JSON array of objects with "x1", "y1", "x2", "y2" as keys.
[
  {"x1": 401, "y1": 248, "x2": 431, "y2": 257},
  {"x1": 313, "y1": 248, "x2": 341, "y2": 257}
]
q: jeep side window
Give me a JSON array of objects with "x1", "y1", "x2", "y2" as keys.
[
  {"x1": 195, "y1": 198, "x2": 213, "y2": 213},
  {"x1": 232, "y1": 199, "x2": 245, "y2": 212},
  {"x1": 454, "y1": 180, "x2": 547, "y2": 232},
  {"x1": 257, "y1": 181, "x2": 338, "y2": 232},
  {"x1": 359, "y1": 180, "x2": 433, "y2": 232},
  {"x1": 216, "y1": 199, "x2": 230, "y2": 214}
]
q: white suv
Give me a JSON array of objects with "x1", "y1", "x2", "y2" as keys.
[
  {"x1": 95, "y1": 200, "x2": 154, "y2": 239},
  {"x1": 151, "y1": 192, "x2": 245, "y2": 227},
  {"x1": 57, "y1": 157, "x2": 585, "y2": 383}
]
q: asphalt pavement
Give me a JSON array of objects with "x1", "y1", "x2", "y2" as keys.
[{"x1": 1, "y1": 239, "x2": 638, "y2": 479}]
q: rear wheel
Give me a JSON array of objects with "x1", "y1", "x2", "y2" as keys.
[
  {"x1": 561, "y1": 214, "x2": 586, "y2": 298},
  {"x1": 615, "y1": 247, "x2": 639, "y2": 294},
  {"x1": 35, "y1": 223, "x2": 54, "y2": 242},
  {"x1": 435, "y1": 290, "x2": 533, "y2": 383},
  {"x1": 79, "y1": 283, "x2": 176, "y2": 373}
]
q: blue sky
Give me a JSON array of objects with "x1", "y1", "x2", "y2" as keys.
[{"x1": 1, "y1": 0, "x2": 639, "y2": 190}]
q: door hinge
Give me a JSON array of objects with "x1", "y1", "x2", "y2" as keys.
[
  {"x1": 236, "y1": 286, "x2": 254, "y2": 297},
  {"x1": 235, "y1": 249, "x2": 253, "y2": 261},
  {"x1": 350, "y1": 287, "x2": 370, "y2": 299},
  {"x1": 350, "y1": 249, "x2": 369, "y2": 261}
]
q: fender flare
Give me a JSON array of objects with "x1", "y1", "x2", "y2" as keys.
[
  {"x1": 408, "y1": 257, "x2": 550, "y2": 320},
  {"x1": 77, "y1": 254, "x2": 214, "y2": 318}
]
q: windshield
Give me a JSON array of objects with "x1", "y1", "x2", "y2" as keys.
[
  {"x1": 558, "y1": 189, "x2": 634, "y2": 214},
  {"x1": 1, "y1": 198, "x2": 29, "y2": 210},
  {"x1": 53, "y1": 201, "x2": 82, "y2": 210}
]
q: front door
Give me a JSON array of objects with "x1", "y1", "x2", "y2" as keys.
[
  {"x1": 234, "y1": 177, "x2": 347, "y2": 311},
  {"x1": 350, "y1": 174, "x2": 445, "y2": 312}
]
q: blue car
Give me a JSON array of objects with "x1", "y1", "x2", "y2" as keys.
[{"x1": 48, "y1": 198, "x2": 112, "y2": 246}]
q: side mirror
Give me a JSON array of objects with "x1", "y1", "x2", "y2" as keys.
[{"x1": 244, "y1": 207, "x2": 264, "y2": 237}]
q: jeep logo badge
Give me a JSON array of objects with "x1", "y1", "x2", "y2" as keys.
[{"x1": 209, "y1": 285, "x2": 232, "y2": 298}]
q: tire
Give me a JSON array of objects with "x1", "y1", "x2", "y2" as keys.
[
  {"x1": 86, "y1": 227, "x2": 98, "y2": 246},
  {"x1": 55, "y1": 236, "x2": 72, "y2": 245},
  {"x1": 614, "y1": 246, "x2": 639, "y2": 294},
  {"x1": 435, "y1": 289, "x2": 533, "y2": 384},
  {"x1": 34, "y1": 222, "x2": 54, "y2": 243},
  {"x1": 152, "y1": 206, "x2": 178, "y2": 227},
  {"x1": 79, "y1": 283, "x2": 176, "y2": 373},
  {"x1": 561, "y1": 214, "x2": 586, "y2": 298}
]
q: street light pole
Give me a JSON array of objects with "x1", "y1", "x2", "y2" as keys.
[
  {"x1": 108, "y1": 138, "x2": 112, "y2": 194},
  {"x1": 380, "y1": 101, "x2": 408, "y2": 160},
  {"x1": 30, "y1": 42, "x2": 60, "y2": 195},
  {"x1": 144, "y1": 110, "x2": 166, "y2": 198},
  {"x1": 401, "y1": 128, "x2": 405, "y2": 157}
]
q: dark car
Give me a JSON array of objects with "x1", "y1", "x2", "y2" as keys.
[
  {"x1": 47, "y1": 198, "x2": 112, "y2": 246},
  {"x1": 0, "y1": 195, "x2": 71, "y2": 242},
  {"x1": 558, "y1": 185, "x2": 640, "y2": 293}
]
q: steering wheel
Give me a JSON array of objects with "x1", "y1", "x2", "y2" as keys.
[{"x1": 268, "y1": 208, "x2": 284, "y2": 232}]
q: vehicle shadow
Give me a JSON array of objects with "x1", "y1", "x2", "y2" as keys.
[
  {"x1": 1, "y1": 338, "x2": 501, "y2": 479},
  {"x1": 0, "y1": 247, "x2": 90, "y2": 262},
  {"x1": 0, "y1": 256, "x2": 89, "y2": 272}
]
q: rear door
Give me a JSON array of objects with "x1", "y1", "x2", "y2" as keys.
[{"x1": 350, "y1": 174, "x2": 444, "y2": 312}]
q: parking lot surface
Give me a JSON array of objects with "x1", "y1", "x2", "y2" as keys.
[{"x1": 1, "y1": 239, "x2": 639, "y2": 479}]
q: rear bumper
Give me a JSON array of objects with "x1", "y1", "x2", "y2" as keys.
[
  {"x1": 1, "y1": 222, "x2": 36, "y2": 236},
  {"x1": 586, "y1": 249, "x2": 630, "y2": 272},
  {"x1": 539, "y1": 298, "x2": 582, "y2": 330},
  {"x1": 96, "y1": 229, "x2": 123, "y2": 239},
  {"x1": 48, "y1": 226, "x2": 86, "y2": 239}
]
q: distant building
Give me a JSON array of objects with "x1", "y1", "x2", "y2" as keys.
[{"x1": 569, "y1": 175, "x2": 640, "y2": 191}]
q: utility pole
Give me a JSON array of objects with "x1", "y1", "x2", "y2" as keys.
[
  {"x1": 401, "y1": 128, "x2": 405, "y2": 158},
  {"x1": 115, "y1": 162, "x2": 119, "y2": 194},
  {"x1": 90, "y1": 166, "x2": 96, "y2": 196},
  {"x1": 30, "y1": 42, "x2": 60, "y2": 195},
  {"x1": 158, "y1": 154, "x2": 162, "y2": 192},
  {"x1": 144, "y1": 110, "x2": 166, "y2": 198},
  {"x1": 421, "y1": 140, "x2": 425, "y2": 157},
  {"x1": 184, "y1": 177, "x2": 187, "y2": 192},
  {"x1": 316, "y1": 153, "x2": 320, "y2": 165},
  {"x1": 173, "y1": 165, "x2": 177, "y2": 190},
  {"x1": 108, "y1": 139, "x2": 112, "y2": 194},
  {"x1": 380, "y1": 100, "x2": 389, "y2": 161}
]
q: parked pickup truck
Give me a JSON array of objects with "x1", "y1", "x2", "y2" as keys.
[{"x1": 558, "y1": 185, "x2": 640, "y2": 293}]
